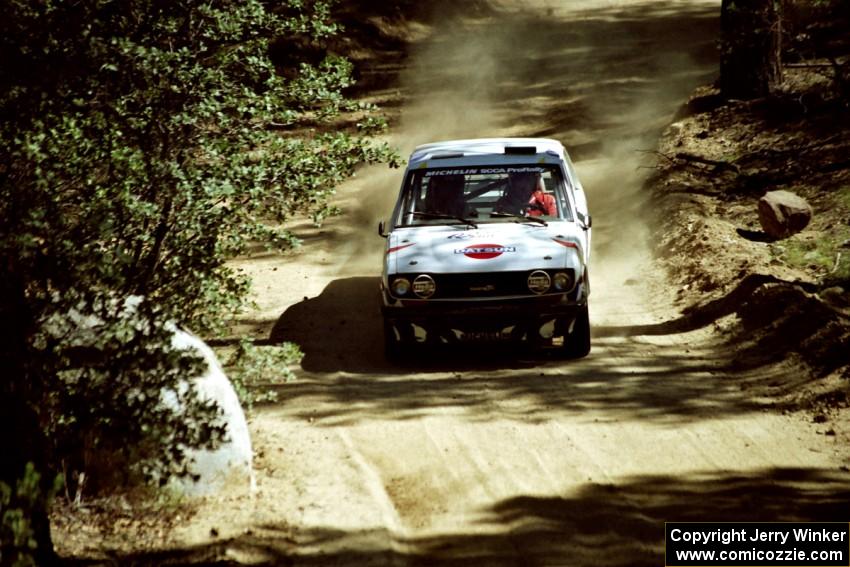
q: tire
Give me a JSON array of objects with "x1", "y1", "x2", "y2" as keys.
[
  {"x1": 562, "y1": 304, "x2": 591, "y2": 359},
  {"x1": 383, "y1": 318, "x2": 413, "y2": 363},
  {"x1": 383, "y1": 318, "x2": 400, "y2": 361}
]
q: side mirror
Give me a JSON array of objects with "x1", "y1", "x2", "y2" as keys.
[
  {"x1": 378, "y1": 220, "x2": 388, "y2": 238},
  {"x1": 584, "y1": 214, "x2": 592, "y2": 229}
]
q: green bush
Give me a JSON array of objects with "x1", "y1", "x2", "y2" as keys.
[
  {"x1": 225, "y1": 339, "x2": 303, "y2": 409},
  {"x1": 0, "y1": 0, "x2": 398, "y2": 521},
  {"x1": 0, "y1": 464, "x2": 62, "y2": 567}
]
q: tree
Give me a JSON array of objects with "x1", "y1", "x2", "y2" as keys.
[
  {"x1": 0, "y1": 0, "x2": 397, "y2": 562},
  {"x1": 720, "y1": 0, "x2": 783, "y2": 99}
]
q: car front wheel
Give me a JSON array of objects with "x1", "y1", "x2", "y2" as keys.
[
  {"x1": 562, "y1": 304, "x2": 590, "y2": 359},
  {"x1": 383, "y1": 318, "x2": 414, "y2": 362}
]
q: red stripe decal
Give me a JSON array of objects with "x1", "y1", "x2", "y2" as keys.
[
  {"x1": 552, "y1": 238, "x2": 578, "y2": 249},
  {"x1": 386, "y1": 243, "x2": 415, "y2": 255}
]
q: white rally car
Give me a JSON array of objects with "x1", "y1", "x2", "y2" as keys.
[{"x1": 378, "y1": 138, "x2": 592, "y2": 358}]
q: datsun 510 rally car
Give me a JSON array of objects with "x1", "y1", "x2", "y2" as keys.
[{"x1": 378, "y1": 138, "x2": 592, "y2": 358}]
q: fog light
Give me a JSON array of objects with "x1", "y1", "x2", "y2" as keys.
[
  {"x1": 392, "y1": 277, "x2": 411, "y2": 296},
  {"x1": 413, "y1": 274, "x2": 436, "y2": 298},
  {"x1": 527, "y1": 270, "x2": 551, "y2": 294},
  {"x1": 553, "y1": 271, "x2": 572, "y2": 291}
]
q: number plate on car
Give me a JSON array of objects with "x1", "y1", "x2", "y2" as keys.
[{"x1": 461, "y1": 331, "x2": 509, "y2": 342}]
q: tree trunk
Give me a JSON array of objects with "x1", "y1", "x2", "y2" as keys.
[
  {"x1": 0, "y1": 272, "x2": 58, "y2": 565},
  {"x1": 0, "y1": 395, "x2": 58, "y2": 566},
  {"x1": 720, "y1": 0, "x2": 783, "y2": 99}
]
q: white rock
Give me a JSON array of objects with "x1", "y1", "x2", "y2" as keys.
[
  {"x1": 167, "y1": 329, "x2": 255, "y2": 496},
  {"x1": 53, "y1": 296, "x2": 255, "y2": 497}
]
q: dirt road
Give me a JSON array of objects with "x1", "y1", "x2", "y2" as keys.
[{"x1": 173, "y1": 2, "x2": 850, "y2": 565}]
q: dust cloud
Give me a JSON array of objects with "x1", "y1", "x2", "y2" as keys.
[{"x1": 334, "y1": 0, "x2": 720, "y2": 279}]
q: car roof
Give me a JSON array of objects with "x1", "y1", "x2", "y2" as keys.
[{"x1": 408, "y1": 137, "x2": 567, "y2": 167}]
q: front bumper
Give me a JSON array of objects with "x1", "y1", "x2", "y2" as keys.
[{"x1": 381, "y1": 281, "x2": 587, "y2": 338}]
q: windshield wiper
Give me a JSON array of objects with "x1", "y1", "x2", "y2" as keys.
[
  {"x1": 410, "y1": 211, "x2": 478, "y2": 228},
  {"x1": 489, "y1": 211, "x2": 548, "y2": 226}
]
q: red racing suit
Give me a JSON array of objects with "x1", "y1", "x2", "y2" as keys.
[{"x1": 527, "y1": 190, "x2": 556, "y2": 216}]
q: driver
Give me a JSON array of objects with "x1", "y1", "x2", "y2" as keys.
[
  {"x1": 496, "y1": 172, "x2": 555, "y2": 216},
  {"x1": 527, "y1": 175, "x2": 556, "y2": 217},
  {"x1": 425, "y1": 174, "x2": 467, "y2": 217}
]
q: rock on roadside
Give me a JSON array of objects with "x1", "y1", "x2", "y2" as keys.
[
  {"x1": 54, "y1": 297, "x2": 255, "y2": 497},
  {"x1": 758, "y1": 190, "x2": 813, "y2": 239},
  {"x1": 166, "y1": 329, "x2": 255, "y2": 497}
]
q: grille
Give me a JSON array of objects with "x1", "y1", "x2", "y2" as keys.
[{"x1": 394, "y1": 270, "x2": 575, "y2": 299}]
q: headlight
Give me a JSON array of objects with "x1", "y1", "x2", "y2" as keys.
[
  {"x1": 527, "y1": 270, "x2": 551, "y2": 294},
  {"x1": 391, "y1": 277, "x2": 411, "y2": 296},
  {"x1": 553, "y1": 271, "x2": 573, "y2": 292},
  {"x1": 413, "y1": 274, "x2": 436, "y2": 298}
]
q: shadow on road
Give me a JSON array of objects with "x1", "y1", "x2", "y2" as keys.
[
  {"x1": 81, "y1": 467, "x2": 850, "y2": 566},
  {"x1": 266, "y1": 276, "x2": 804, "y2": 426},
  {"x1": 269, "y1": 276, "x2": 388, "y2": 373},
  {"x1": 595, "y1": 273, "x2": 818, "y2": 338}
]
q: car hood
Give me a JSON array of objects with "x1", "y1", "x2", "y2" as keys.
[{"x1": 386, "y1": 222, "x2": 585, "y2": 275}]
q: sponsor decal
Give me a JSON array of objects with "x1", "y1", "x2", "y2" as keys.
[
  {"x1": 447, "y1": 231, "x2": 499, "y2": 240},
  {"x1": 425, "y1": 166, "x2": 547, "y2": 177},
  {"x1": 454, "y1": 243, "x2": 516, "y2": 260},
  {"x1": 386, "y1": 243, "x2": 415, "y2": 255},
  {"x1": 552, "y1": 238, "x2": 578, "y2": 249}
]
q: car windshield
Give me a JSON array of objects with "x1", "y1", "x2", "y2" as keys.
[{"x1": 394, "y1": 165, "x2": 573, "y2": 227}]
